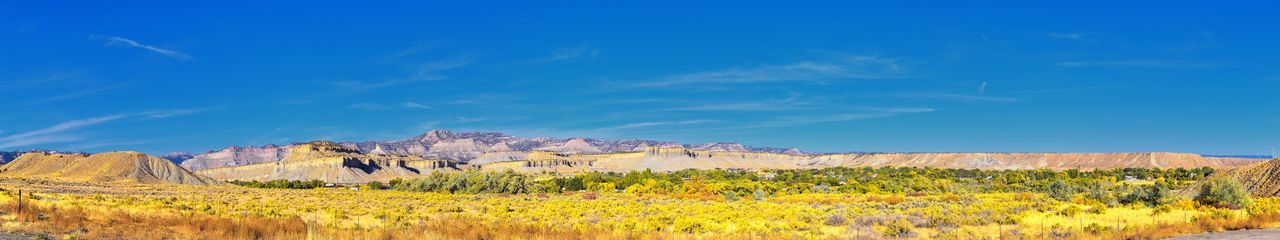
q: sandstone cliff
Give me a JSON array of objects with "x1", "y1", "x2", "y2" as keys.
[
  {"x1": 181, "y1": 130, "x2": 804, "y2": 170},
  {"x1": 176, "y1": 130, "x2": 1267, "y2": 175},
  {"x1": 0, "y1": 151, "x2": 218, "y2": 185},
  {"x1": 492, "y1": 147, "x2": 1264, "y2": 173},
  {"x1": 181, "y1": 144, "x2": 291, "y2": 171},
  {"x1": 196, "y1": 141, "x2": 460, "y2": 184}
]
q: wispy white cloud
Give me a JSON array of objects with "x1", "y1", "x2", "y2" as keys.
[
  {"x1": 635, "y1": 54, "x2": 907, "y2": 87},
  {"x1": 1057, "y1": 59, "x2": 1217, "y2": 68},
  {"x1": 4, "y1": 69, "x2": 90, "y2": 89},
  {"x1": 140, "y1": 106, "x2": 224, "y2": 119},
  {"x1": 413, "y1": 117, "x2": 493, "y2": 132},
  {"x1": 28, "y1": 83, "x2": 127, "y2": 105},
  {"x1": 91, "y1": 35, "x2": 193, "y2": 61},
  {"x1": 854, "y1": 107, "x2": 937, "y2": 113},
  {"x1": 0, "y1": 106, "x2": 217, "y2": 149},
  {"x1": 978, "y1": 81, "x2": 988, "y2": 94},
  {"x1": 349, "y1": 102, "x2": 391, "y2": 110},
  {"x1": 1046, "y1": 32, "x2": 1098, "y2": 42},
  {"x1": 534, "y1": 45, "x2": 599, "y2": 63},
  {"x1": 732, "y1": 107, "x2": 936, "y2": 129},
  {"x1": 66, "y1": 139, "x2": 156, "y2": 151},
  {"x1": 402, "y1": 102, "x2": 433, "y2": 109},
  {"x1": 666, "y1": 92, "x2": 814, "y2": 111},
  {"x1": 0, "y1": 115, "x2": 126, "y2": 148},
  {"x1": 334, "y1": 57, "x2": 474, "y2": 96},
  {"x1": 417, "y1": 121, "x2": 442, "y2": 131},
  {"x1": 380, "y1": 43, "x2": 439, "y2": 62},
  {"x1": 1003, "y1": 85, "x2": 1130, "y2": 94},
  {"x1": 454, "y1": 117, "x2": 488, "y2": 123},
  {"x1": 595, "y1": 119, "x2": 718, "y2": 131},
  {"x1": 889, "y1": 92, "x2": 1019, "y2": 102}
]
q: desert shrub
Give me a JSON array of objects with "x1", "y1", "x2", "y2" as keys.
[
  {"x1": 1086, "y1": 204, "x2": 1107, "y2": 214},
  {"x1": 722, "y1": 191, "x2": 739, "y2": 201},
  {"x1": 230, "y1": 179, "x2": 326, "y2": 189},
  {"x1": 882, "y1": 219, "x2": 915, "y2": 238},
  {"x1": 940, "y1": 193, "x2": 962, "y2": 202},
  {"x1": 1082, "y1": 182, "x2": 1119, "y2": 206},
  {"x1": 586, "y1": 182, "x2": 616, "y2": 193},
  {"x1": 364, "y1": 181, "x2": 385, "y2": 190},
  {"x1": 1122, "y1": 184, "x2": 1170, "y2": 207},
  {"x1": 1152, "y1": 205, "x2": 1173, "y2": 215},
  {"x1": 823, "y1": 213, "x2": 847, "y2": 226},
  {"x1": 1084, "y1": 222, "x2": 1107, "y2": 234},
  {"x1": 752, "y1": 189, "x2": 768, "y2": 201},
  {"x1": 1013, "y1": 192, "x2": 1036, "y2": 201},
  {"x1": 1057, "y1": 205, "x2": 1082, "y2": 217},
  {"x1": 926, "y1": 213, "x2": 959, "y2": 228},
  {"x1": 1247, "y1": 197, "x2": 1280, "y2": 215},
  {"x1": 400, "y1": 170, "x2": 534, "y2": 194},
  {"x1": 1195, "y1": 178, "x2": 1252, "y2": 208},
  {"x1": 1047, "y1": 180, "x2": 1076, "y2": 201}
]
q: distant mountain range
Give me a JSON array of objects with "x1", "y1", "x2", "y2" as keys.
[
  {"x1": 1, "y1": 150, "x2": 88, "y2": 164},
  {"x1": 1200, "y1": 154, "x2": 1274, "y2": 159},
  {"x1": 0, "y1": 129, "x2": 1270, "y2": 185},
  {"x1": 177, "y1": 129, "x2": 805, "y2": 171}
]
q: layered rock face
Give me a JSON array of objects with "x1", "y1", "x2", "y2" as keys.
[
  {"x1": 196, "y1": 141, "x2": 460, "y2": 184},
  {"x1": 800, "y1": 152, "x2": 1255, "y2": 170},
  {"x1": 183, "y1": 130, "x2": 803, "y2": 170},
  {"x1": 0, "y1": 151, "x2": 218, "y2": 185},
  {"x1": 481, "y1": 151, "x2": 614, "y2": 173},
  {"x1": 186, "y1": 143, "x2": 1265, "y2": 183},
  {"x1": 498, "y1": 148, "x2": 1265, "y2": 173},
  {"x1": 181, "y1": 145, "x2": 292, "y2": 171},
  {"x1": 179, "y1": 130, "x2": 1268, "y2": 174}
]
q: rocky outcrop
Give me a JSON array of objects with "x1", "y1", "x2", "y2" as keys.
[
  {"x1": 178, "y1": 130, "x2": 1266, "y2": 174},
  {"x1": 182, "y1": 130, "x2": 808, "y2": 170},
  {"x1": 798, "y1": 152, "x2": 1251, "y2": 170},
  {"x1": 181, "y1": 144, "x2": 291, "y2": 171},
  {"x1": 500, "y1": 148, "x2": 1265, "y2": 173},
  {"x1": 480, "y1": 151, "x2": 606, "y2": 173},
  {"x1": 196, "y1": 141, "x2": 460, "y2": 184},
  {"x1": 535, "y1": 138, "x2": 602, "y2": 154},
  {"x1": 0, "y1": 151, "x2": 218, "y2": 185}
]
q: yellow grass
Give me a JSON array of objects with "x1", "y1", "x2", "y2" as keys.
[{"x1": 2, "y1": 179, "x2": 1280, "y2": 239}]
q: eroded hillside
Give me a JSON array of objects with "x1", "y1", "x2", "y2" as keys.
[
  {"x1": 0, "y1": 151, "x2": 218, "y2": 185},
  {"x1": 1193, "y1": 158, "x2": 1280, "y2": 197}
]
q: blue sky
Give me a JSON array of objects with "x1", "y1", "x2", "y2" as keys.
[{"x1": 1, "y1": 1, "x2": 1277, "y2": 155}]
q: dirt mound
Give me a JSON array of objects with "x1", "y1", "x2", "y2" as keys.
[
  {"x1": 1194, "y1": 158, "x2": 1280, "y2": 197},
  {"x1": 0, "y1": 151, "x2": 219, "y2": 185}
]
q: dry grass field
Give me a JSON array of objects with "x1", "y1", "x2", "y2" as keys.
[{"x1": 0, "y1": 177, "x2": 1278, "y2": 240}]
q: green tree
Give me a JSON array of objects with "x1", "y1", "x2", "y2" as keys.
[
  {"x1": 1195, "y1": 178, "x2": 1252, "y2": 208},
  {"x1": 365, "y1": 181, "x2": 385, "y2": 190}
]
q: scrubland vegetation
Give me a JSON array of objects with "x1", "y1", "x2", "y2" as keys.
[{"x1": 1, "y1": 166, "x2": 1277, "y2": 239}]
